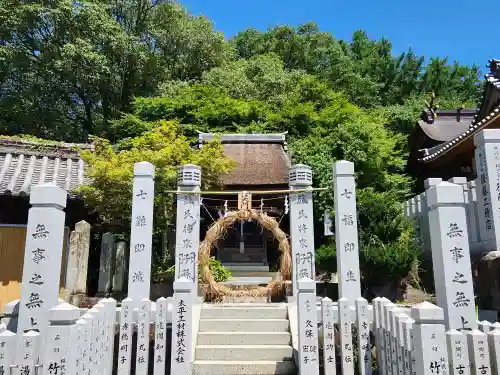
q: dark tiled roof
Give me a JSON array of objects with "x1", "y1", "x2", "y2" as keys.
[
  {"x1": 418, "y1": 109, "x2": 476, "y2": 142},
  {"x1": 419, "y1": 59, "x2": 500, "y2": 163},
  {"x1": 198, "y1": 133, "x2": 291, "y2": 186},
  {"x1": 0, "y1": 138, "x2": 92, "y2": 196}
]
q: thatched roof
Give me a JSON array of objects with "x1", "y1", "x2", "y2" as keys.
[{"x1": 198, "y1": 133, "x2": 291, "y2": 186}]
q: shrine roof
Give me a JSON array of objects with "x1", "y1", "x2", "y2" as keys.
[
  {"x1": 198, "y1": 132, "x2": 291, "y2": 186},
  {"x1": 418, "y1": 59, "x2": 500, "y2": 163},
  {"x1": 0, "y1": 137, "x2": 92, "y2": 197}
]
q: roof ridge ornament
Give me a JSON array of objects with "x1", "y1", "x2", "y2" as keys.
[
  {"x1": 489, "y1": 59, "x2": 500, "y2": 78},
  {"x1": 424, "y1": 92, "x2": 438, "y2": 123}
]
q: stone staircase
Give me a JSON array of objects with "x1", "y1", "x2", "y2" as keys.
[{"x1": 193, "y1": 303, "x2": 296, "y2": 375}]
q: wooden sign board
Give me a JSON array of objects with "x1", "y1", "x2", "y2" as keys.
[{"x1": 238, "y1": 191, "x2": 252, "y2": 211}]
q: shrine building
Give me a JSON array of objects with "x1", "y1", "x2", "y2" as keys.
[
  {"x1": 407, "y1": 59, "x2": 500, "y2": 192},
  {"x1": 197, "y1": 132, "x2": 291, "y2": 273}
]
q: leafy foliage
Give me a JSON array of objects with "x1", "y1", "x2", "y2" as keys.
[
  {"x1": 77, "y1": 121, "x2": 235, "y2": 233},
  {"x1": 0, "y1": 2, "x2": 483, "y2": 290},
  {"x1": 153, "y1": 256, "x2": 231, "y2": 284},
  {"x1": 0, "y1": 0, "x2": 230, "y2": 141}
]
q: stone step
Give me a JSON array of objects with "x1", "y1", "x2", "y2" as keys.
[
  {"x1": 199, "y1": 318, "x2": 289, "y2": 332},
  {"x1": 192, "y1": 360, "x2": 296, "y2": 375},
  {"x1": 196, "y1": 345, "x2": 294, "y2": 361},
  {"x1": 223, "y1": 264, "x2": 270, "y2": 272},
  {"x1": 201, "y1": 304, "x2": 287, "y2": 319},
  {"x1": 222, "y1": 277, "x2": 273, "y2": 286},
  {"x1": 231, "y1": 271, "x2": 277, "y2": 278},
  {"x1": 197, "y1": 332, "x2": 292, "y2": 345}
]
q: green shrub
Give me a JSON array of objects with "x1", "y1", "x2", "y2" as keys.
[
  {"x1": 315, "y1": 240, "x2": 337, "y2": 276},
  {"x1": 206, "y1": 257, "x2": 232, "y2": 282},
  {"x1": 360, "y1": 234, "x2": 419, "y2": 287},
  {"x1": 152, "y1": 256, "x2": 232, "y2": 284}
]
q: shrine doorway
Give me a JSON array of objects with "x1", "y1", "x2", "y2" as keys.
[{"x1": 198, "y1": 209, "x2": 291, "y2": 298}]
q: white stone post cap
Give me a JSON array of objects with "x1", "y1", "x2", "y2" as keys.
[
  {"x1": 410, "y1": 301, "x2": 444, "y2": 323},
  {"x1": 49, "y1": 302, "x2": 81, "y2": 322},
  {"x1": 474, "y1": 129, "x2": 500, "y2": 145},
  {"x1": 177, "y1": 164, "x2": 202, "y2": 186},
  {"x1": 0, "y1": 329, "x2": 16, "y2": 337},
  {"x1": 174, "y1": 277, "x2": 195, "y2": 293},
  {"x1": 426, "y1": 181, "x2": 465, "y2": 209},
  {"x1": 289, "y1": 164, "x2": 312, "y2": 186},
  {"x1": 134, "y1": 161, "x2": 155, "y2": 177},
  {"x1": 466, "y1": 329, "x2": 487, "y2": 337},
  {"x1": 321, "y1": 296, "x2": 333, "y2": 303},
  {"x1": 424, "y1": 178, "x2": 443, "y2": 190},
  {"x1": 449, "y1": 177, "x2": 467, "y2": 185},
  {"x1": 297, "y1": 277, "x2": 316, "y2": 292},
  {"x1": 333, "y1": 160, "x2": 354, "y2": 177},
  {"x1": 30, "y1": 183, "x2": 67, "y2": 208}
]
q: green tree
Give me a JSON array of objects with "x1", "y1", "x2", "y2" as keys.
[
  {"x1": 77, "y1": 121, "x2": 235, "y2": 234},
  {"x1": 0, "y1": 0, "x2": 231, "y2": 141}
]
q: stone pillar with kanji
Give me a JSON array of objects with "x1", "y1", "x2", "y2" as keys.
[
  {"x1": 427, "y1": 181, "x2": 476, "y2": 331},
  {"x1": 17, "y1": 183, "x2": 68, "y2": 335},
  {"x1": 334, "y1": 160, "x2": 361, "y2": 302},
  {"x1": 127, "y1": 162, "x2": 155, "y2": 302},
  {"x1": 175, "y1": 164, "x2": 202, "y2": 295},
  {"x1": 474, "y1": 129, "x2": 500, "y2": 251},
  {"x1": 289, "y1": 164, "x2": 316, "y2": 296}
]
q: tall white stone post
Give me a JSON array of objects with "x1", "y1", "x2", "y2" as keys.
[
  {"x1": 289, "y1": 164, "x2": 315, "y2": 296},
  {"x1": 175, "y1": 164, "x2": 202, "y2": 295},
  {"x1": 333, "y1": 160, "x2": 361, "y2": 302},
  {"x1": 427, "y1": 182, "x2": 476, "y2": 330},
  {"x1": 127, "y1": 162, "x2": 155, "y2": 302},
  {"x1": 474, "y1": 129, "x2": 500, "y2": 251},
  {"x1": 17, "y1": 183, "x2": 67, "y2": 335}
]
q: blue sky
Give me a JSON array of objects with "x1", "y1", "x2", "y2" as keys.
[{"x1": 182, "y1": 0, "x2": 496, "y2": 74}]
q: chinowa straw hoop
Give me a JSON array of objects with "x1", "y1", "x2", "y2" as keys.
[{"x1": 198, "y1": 208, "x2": 292, "y2": 299}]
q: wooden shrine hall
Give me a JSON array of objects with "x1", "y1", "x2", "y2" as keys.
[
  {"x1": 407, "y1": 59, "x2": 500, "y2": 192},
  {"x1": 197, "y1": 132, "x2": 291, "y2": 273}
]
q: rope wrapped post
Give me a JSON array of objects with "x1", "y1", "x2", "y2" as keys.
[{"x1": 175, "y1": 164, "x2": 202, "y2": 295}]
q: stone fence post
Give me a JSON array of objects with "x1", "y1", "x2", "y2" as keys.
[
  {"x1": 297, "y1": 278, "x2": 319, "y2": 374},
  {"x1": 43, "y1": 303, "x2": 81, "y2": 375},
  {"x1": 410, "y1": 302, "x2": 447, "y2": 375},
  {"x1": 171, "y1": 278, "x2": 194, "y2": 375},
  {"x1": 289, "y1": 165, "x2": 315, "y2": 296},
  {"x1": 175, "y1": 165, "x2": 202, "y2": 295},
  {"x1": 427, "y1": 181, "x2": 476, "y2": 331},
  {"x1": 18, "y1": 183, "x2": 67, "y2": 335}
]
